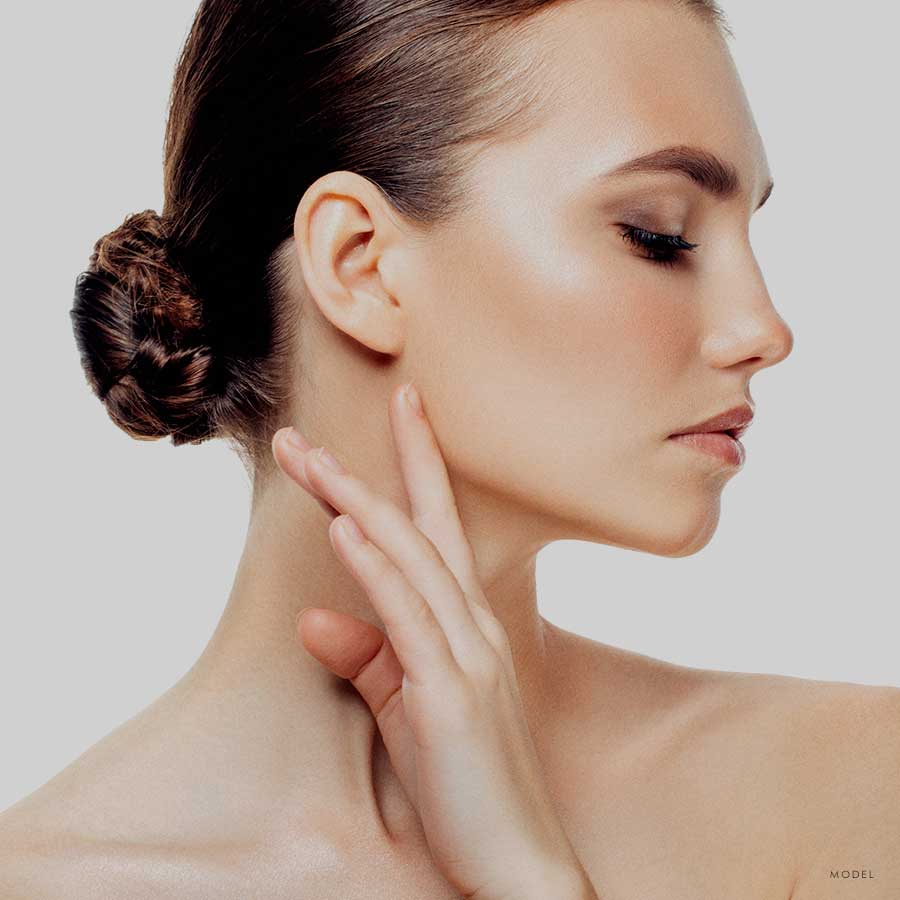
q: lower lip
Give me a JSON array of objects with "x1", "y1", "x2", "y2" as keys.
[{"x1": 667, "y1": 431, "x2": 746, "y2": 466}]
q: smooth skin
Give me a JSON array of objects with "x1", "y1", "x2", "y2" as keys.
[
  {"x1": 3, "y1": 1, "x2": 899, "y2": 898},
  {"x1": 271, "y1": 384, "x2": 597, "y2": 900}
]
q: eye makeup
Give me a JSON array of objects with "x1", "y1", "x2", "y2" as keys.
[{"x1": 617, "y1": 224, "x2": 699, "y2": 269}]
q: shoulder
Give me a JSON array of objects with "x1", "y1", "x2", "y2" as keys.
[
  {"x1": 637, "y1": 660, "x2": 899, "y2": 898},
  {"x1": 0, "y1": 767, "x2": 133, "y2": 899},
  {"x1": 546, "y1": 620, "x2": 899, "y2": 755},
  {"x1": 755, "y1": 673, "x2": 900, "y2": 799},
  {"x1": 546, "y1": 623, "x2": 899, "y2": 892},
  {"x1": 775, "y1": 677, "x2": 900, "y2": 899},
  {"x1": 0, "y1": 816, "x2": 80, "y2": 900},
  {"x1": 675, "y1": 670, "x2": 900, "y2": 899},
  {"x1": 0, "y1": 810, "x2": 154, "y2": 900}
]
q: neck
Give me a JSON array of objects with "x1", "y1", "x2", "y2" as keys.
[{"x1": 170, "y1": 461, "x2": 563, "y2": 837}]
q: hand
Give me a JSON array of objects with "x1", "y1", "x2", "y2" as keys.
[{"x1": 271, "y1": 383, "x2": 596, "y2": 900}]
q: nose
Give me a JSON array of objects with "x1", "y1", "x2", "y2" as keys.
[{"x1": 702, "y1": 252, "x2": 794, "y2": 374}]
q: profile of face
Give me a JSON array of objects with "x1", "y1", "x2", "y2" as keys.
[{"x1": 293, "y1": 0, "x2": 794, "y2": 561}]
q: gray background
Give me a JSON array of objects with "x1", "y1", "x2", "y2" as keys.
[{"x1": 2, "y1": 0, "x2": 897, "y2": 813}]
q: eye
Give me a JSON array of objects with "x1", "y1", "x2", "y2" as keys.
[{"x1": 618, "y1": 225, "x2": 700, "y2": 270}]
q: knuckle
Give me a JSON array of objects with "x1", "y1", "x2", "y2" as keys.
[
  {"x1": 461, "y1": 645, "x2": 507, "y2": 691},
  {"x1": 389, "y1": 598, "x2": 443, "y2": 661},
  {"x1": 441, "y1": 677, "x2": 482, "y2": 730},
  {"x1": 399, "y1": 595, "x2": 441, "y2": 642},
  {"x1": 410, "y1": 596, "x2": 436, "y2": 628},
  {"x1": 375, "y1": 684, "x2": 404, "y2": 726},
  {"x1": 403, "y1": 668, "x2": 475, "y2": 741}
]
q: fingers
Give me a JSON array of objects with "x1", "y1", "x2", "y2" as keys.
[
  {"x1": 387, "y1": 383, "x2": 488, "y2": 612},
  {"x1": 300, "y1": 448, "x2": 492, "y2": 670},
  {"x1": 295, "y1": 606, "x2": 419, "y2": 808},
  {"x1": 270, "y1": 429, "x2": 339, "y2": 519},
  {"x1": 270, "y1": 381, "x2": 504, "y2": 674},
  {"x1": 295, "y1": 607, "x2": 391, "y2": 688},
  {"x1": 273, "y1": 424, "x2": 464, "y2": 682},
  {"x1": 322, "y1": 513, "x2": 460, "y2": 688}
]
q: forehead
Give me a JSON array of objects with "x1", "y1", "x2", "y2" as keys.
[{"x1": 491, "y1": 0, "x2": 770, "y2": 203}]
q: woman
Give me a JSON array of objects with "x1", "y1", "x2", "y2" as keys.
[{"x1": 2, "y1": 0, "x2": 897, "y2": 897}]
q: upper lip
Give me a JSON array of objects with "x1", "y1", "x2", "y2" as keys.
[{"x1": 669, "y1": 403, "x2": 755, "y2": 440}]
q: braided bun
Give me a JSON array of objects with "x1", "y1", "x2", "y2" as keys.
[{"x1": 71, "y1": 210, "x2": 220, "y2": 445}]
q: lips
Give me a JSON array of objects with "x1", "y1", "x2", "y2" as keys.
[
  {"x1": 668, "y1": 431, "x2": 746, "y2": 466},
  {"x1": 669, "y1": 403, "x2": 754, "y2": 440}
]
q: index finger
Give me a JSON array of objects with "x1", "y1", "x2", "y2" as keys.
[{"x1": 388, "y1": 382, "x2": 490, "y2": 614}]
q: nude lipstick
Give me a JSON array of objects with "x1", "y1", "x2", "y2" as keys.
[{"x1": 667, "y1": 403, "x2": 754, "y2": 467}]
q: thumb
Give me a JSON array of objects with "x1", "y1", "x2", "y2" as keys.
[{"x1": 295, "y1": 608, "x2": 419, "y2": 810}]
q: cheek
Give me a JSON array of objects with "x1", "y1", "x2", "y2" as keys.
[
  {"x1": 410, "y1": 217, "x2": 693, "y2": 517},
  {"x1": 425, "y1": 217, "x2": 687, "y2": 431}
]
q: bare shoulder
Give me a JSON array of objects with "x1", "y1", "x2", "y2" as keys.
[
  {"x1": 771, "y1": 675, "x2": 900, "y2": 899},
  {"x1": 0, "y1": 762, "x2": 159, "y2": 899},
  {"x1": 0, "y1": 813, "x2": 95, "y2": 900},
  {"x1": 544, "y1": 622, "x2": 900, "y2": 899},
  {"x1": 0, "y1": 792, "x2": 289, "y2": 900},
  {"x1": 0, "y1": 808, "x2": 190, "y2": 900},
  {"x1": 557, "y1": 621, "x2": 900, "y2": 786},
  {"x1": 0, "y1": 818, "x2": 457, "y2": 900},
  {"x1": 0, "y1": 815, "x2": 332, "y2": 900},
  {"x1": 709, "y1": 673, "x2": 900, "y2": 899},
  {"x1": 0, "y1": 787, "x2": 456, "y2": 900},
  {"x1": 545, "y1": 618, "x2": 900, "y2": 740}
]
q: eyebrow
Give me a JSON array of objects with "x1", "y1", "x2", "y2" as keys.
[{"x1": 603, "y1": 144, "x2": 774, "y2": 211}]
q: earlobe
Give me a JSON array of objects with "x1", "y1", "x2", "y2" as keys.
[{"x1": 292, "y1": 171, "x2": 406, "y2": 356}]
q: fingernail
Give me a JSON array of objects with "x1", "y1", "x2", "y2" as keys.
[
  {"x1": 315, "y1": 446, "x2": 347, "y2": 474},
  {"x1": 405, "y1": 382, "x2": 424, "y2": 417}
]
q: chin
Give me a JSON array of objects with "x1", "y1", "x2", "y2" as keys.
[
  {"x1": 644, "y1": 501, "x2": 723, "y2": 558},
  {"x1": 566, "y1": 495, "x2": 723, "y2": 558}
]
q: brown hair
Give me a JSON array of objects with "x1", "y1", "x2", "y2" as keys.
[{"x1": 70, "y1": 0, "x2": 730, "y2": 476}]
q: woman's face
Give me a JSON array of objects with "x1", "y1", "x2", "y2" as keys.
[{"x1": 399, "y1": 0, "x2": 794, "y2": 557}]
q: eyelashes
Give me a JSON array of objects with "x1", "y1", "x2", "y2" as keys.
[{"x1": 618, "y1": 225, "x2": 700, "y2": 270}]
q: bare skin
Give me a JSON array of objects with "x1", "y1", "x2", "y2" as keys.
[
  {"x1": 4, "y1": 1, "x2": 899, "y2": 898},
  {"x1": 4, "y1": 635, "x2": 897, "y2": 900}
]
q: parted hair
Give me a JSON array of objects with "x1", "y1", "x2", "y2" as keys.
[{"x1": 70, "y1": 0, "x2": 730, "y2": 475}]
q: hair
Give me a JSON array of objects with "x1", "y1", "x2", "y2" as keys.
[{"x1": 70, "y1": 0, "x2": 731, "y2": 477}]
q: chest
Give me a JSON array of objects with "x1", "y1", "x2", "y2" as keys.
[
  {"x1": 19, "y1": 695, "x2": 801, "y2": 900},
  {"x1": 282, "y1": 750, "x2": 798, "y2": 900},
  {"x1": 22, "y1": 769, "x2": 797, "y2": 900},
  {"x1": 290, "y1": 797, "x2": 796, "y2": 900}
]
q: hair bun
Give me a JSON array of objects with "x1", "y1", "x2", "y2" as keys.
[{"x1": 71, "y1": 209, "x2": 220, "y2": 445}]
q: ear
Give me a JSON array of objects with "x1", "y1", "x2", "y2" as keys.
[{"x1": 292, "y1": 170, "x2": 407, "y2": 356}]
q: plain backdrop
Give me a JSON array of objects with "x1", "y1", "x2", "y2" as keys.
[{"x1": 1, "y1": 1, "x2": 897, "y2": 813}]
